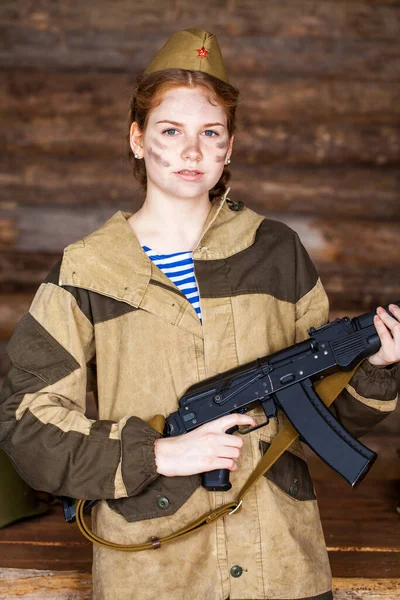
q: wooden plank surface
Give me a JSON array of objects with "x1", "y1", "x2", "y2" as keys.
[
  {"x1": 0, "y1": 505, "x2": 93, "y2": 572},
  {"x1": 333, "y1": 579, "x2": 400, "y2": 600},
  {"x1": 1, "y1": 24, "x2": 399, "y2": 81},
  {"x1": 0, "y1": 568, "x2": 92, "y2": 599},
  {"x1": 1, "y1": 0, "x2": 400, "y2": 40},
  {"x1": 2, "y1": 73, "x2": 400, "y2": 124},
  {"x1": 316, "y1": 264, "x2": 400, "y2": 312},
  {"x1": 0, "y1": 570, "x2": 399, "y2": 600}
]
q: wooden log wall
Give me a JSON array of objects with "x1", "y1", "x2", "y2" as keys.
[
  {"x1": 0, "y1": 0, "x2": 399, "y2": 583},
  {"x1": 0, "y1": 1, "x2": 399, "y2": 320}
]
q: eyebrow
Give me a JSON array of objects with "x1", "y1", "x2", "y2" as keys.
[{"x1": 156, "y1": 120, "x2": 225, "y2": 128}]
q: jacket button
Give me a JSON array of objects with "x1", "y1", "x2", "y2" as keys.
[
  {"x1": 289, "y1": 482, "x2": 298, "y2": 497},
  {"x1": 230, "y1": 565, "x2": 243, "y2": 578},
  {"x1": 227, "y1": 200, "x2": 244, "y2": 211},
  {"x1": 156, "y1": 496, "x2": 170, "y2": 510}
]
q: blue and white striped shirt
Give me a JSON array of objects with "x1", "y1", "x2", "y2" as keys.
[{"x1": 142, "y1": 246, "x2": 202, "y2": 322}]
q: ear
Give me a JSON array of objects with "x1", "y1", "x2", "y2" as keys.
[
  {"x1": 226, "y1": 134, "x2": 234, "y2": 162},
  {"x1": 130, "y1": 122, "x2": 144, "y2": 158}
]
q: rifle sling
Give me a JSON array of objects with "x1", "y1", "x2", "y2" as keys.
[{"x1": 75, "y1": 366, "x2": 359, "y2": 551}]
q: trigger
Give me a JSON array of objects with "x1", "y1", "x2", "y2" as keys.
[
  {"x1": 238, "y1": 419, "x2": 269, "y2": 435},
  {"x1": 226, "y1": 425, "x2": 239, "y2": 435}
]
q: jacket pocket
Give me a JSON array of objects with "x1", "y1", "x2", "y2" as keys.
[
  {"x1": 259, "y1": 439, "x2": 316, "y2": 501},
  {"x1": 107, "y1": 473, "x2": 201, "y2": 522}
]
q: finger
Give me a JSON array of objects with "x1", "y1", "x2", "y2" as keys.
[
  {"x1": 223, "y1": 414, "x2": 257, "y2": 433},
  {"x1": 388, "y1": 305, "x2": 400, "y2": 342},
  {"x1": 374, "y1": 314, "x2": 394, "y2": 347},
  {"x1": 211, "y1": 458, "x2": 237, "y2": 471},
  {"x1": 214, "y1": 433, "x2": 243, "y2": 448},
  {"x1": 388, "y1": 303, "x2": 400, "y2": 318},
  {"x1": 376, "y1": 309, "x2": 400, "y2": 348},
  {"x1": 211, "y1": 413, "x2": 257, "y2": 433},
  {"x1": 376, "y1": 306, "x2": 400, "y2": 333},
  {"x1": 222, "y1": 434, "x2": 244, "y2": 448},
  {"x1": 217, "y1": 445, "x2": 241, "y2": 460}
]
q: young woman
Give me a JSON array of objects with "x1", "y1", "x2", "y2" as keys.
[{"x1": 0, "y1": 29, "x2": 399, "y2": 600}]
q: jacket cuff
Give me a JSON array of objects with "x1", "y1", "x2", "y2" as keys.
[
  {"x1": 120, "y1": 416, "x2": 163, "y2": 496},
  {"x1": 357, "y1": 357, "x2": 399, "y2": 379},
  {"x1": 346, "y1": 358, "x2": 398, "y2": 411}
]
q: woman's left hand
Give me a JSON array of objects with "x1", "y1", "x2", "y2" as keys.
[{"x1": 368, "y1": 304, "x2": 400, "y2": 367}]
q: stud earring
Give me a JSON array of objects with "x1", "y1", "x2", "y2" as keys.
[
  {"x1": 134, "y1": 153, "x2": 140, "y2": 159},
  {"x1": 225, "y1": 158, "x2": 231, "y2": 165}
]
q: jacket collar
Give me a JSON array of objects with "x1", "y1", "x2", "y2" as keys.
[{"x1": 60, "y1": 188, "x2": 263, "y2": 313}]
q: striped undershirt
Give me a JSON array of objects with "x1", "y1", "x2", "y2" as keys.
[{"x1": 142, "y1": 245, "x2": 202, "y2": 322}]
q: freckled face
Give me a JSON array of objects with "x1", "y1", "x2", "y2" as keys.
[{"x1": 138, "y1": 86, "x2": 233, "y2": 200}]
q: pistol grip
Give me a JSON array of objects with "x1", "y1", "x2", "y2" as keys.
[
  {"x1": 201, "y1": 425, "x2": 238, "y2": 491},
  {"x1": 202, "y1": 469, "x2": 232, "y2": 491}
]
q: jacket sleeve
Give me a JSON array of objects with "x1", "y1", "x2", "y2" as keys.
[
  {"x1": 0, "y1": 261, "x2": 162, "y2": 500},
  {"x1": 293, "y1": 233, "x2": 399, "y2": 438}
]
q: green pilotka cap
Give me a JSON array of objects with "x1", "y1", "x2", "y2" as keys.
[
  {"x1": 144, "y1": 28, "x2": 229, "y2": 84},
  {"x1": 0, "y1": 449, "x2": 47, "y2": 529}
]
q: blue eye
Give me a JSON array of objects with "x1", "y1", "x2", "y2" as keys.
[
  {"x1": 162, "y1": 129, "x2": 179, "y2": 135},
  {"x1": 204, "y1": 130, "x2": 218, "y2": 137}
]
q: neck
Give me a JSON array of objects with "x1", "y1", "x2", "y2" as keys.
[{"x1": 128, "y1": 186, "x2": 215, "y2": 253}]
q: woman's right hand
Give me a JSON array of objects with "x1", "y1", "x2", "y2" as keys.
[{"x1": 154, "y1": 413, "x2": 257, "y2": 477}]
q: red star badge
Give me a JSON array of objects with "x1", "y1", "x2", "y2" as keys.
[{"x1": 196, "y1": 46, "x2": 209, "y2": 59}]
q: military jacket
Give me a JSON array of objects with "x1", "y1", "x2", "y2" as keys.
[{"x1": 0, "y1": 194, "x2": 398, "y2": 600}]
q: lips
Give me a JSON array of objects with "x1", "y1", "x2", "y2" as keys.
[
  {"x1": 174, "y1": 170, "x2": 204, "y2": 181},
  {"x1": 177, "y1": 170, "x2": 203, "y2": 175}
]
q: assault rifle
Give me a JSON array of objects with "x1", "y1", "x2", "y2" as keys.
[
  {"x1": 63, "y1": 302, "x2": 399, "y2": 522},
  {"x1": 165, "y1": 301, "x2": 399, "y2": 491}
]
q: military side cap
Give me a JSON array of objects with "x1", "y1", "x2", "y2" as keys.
[{"x1": 144, "y1": 28, "x2": 229, "y2": 84}]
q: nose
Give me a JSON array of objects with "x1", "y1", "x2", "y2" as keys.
[{"x1": 181, "y1": 138, "x2": 202, "y2": 163}]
